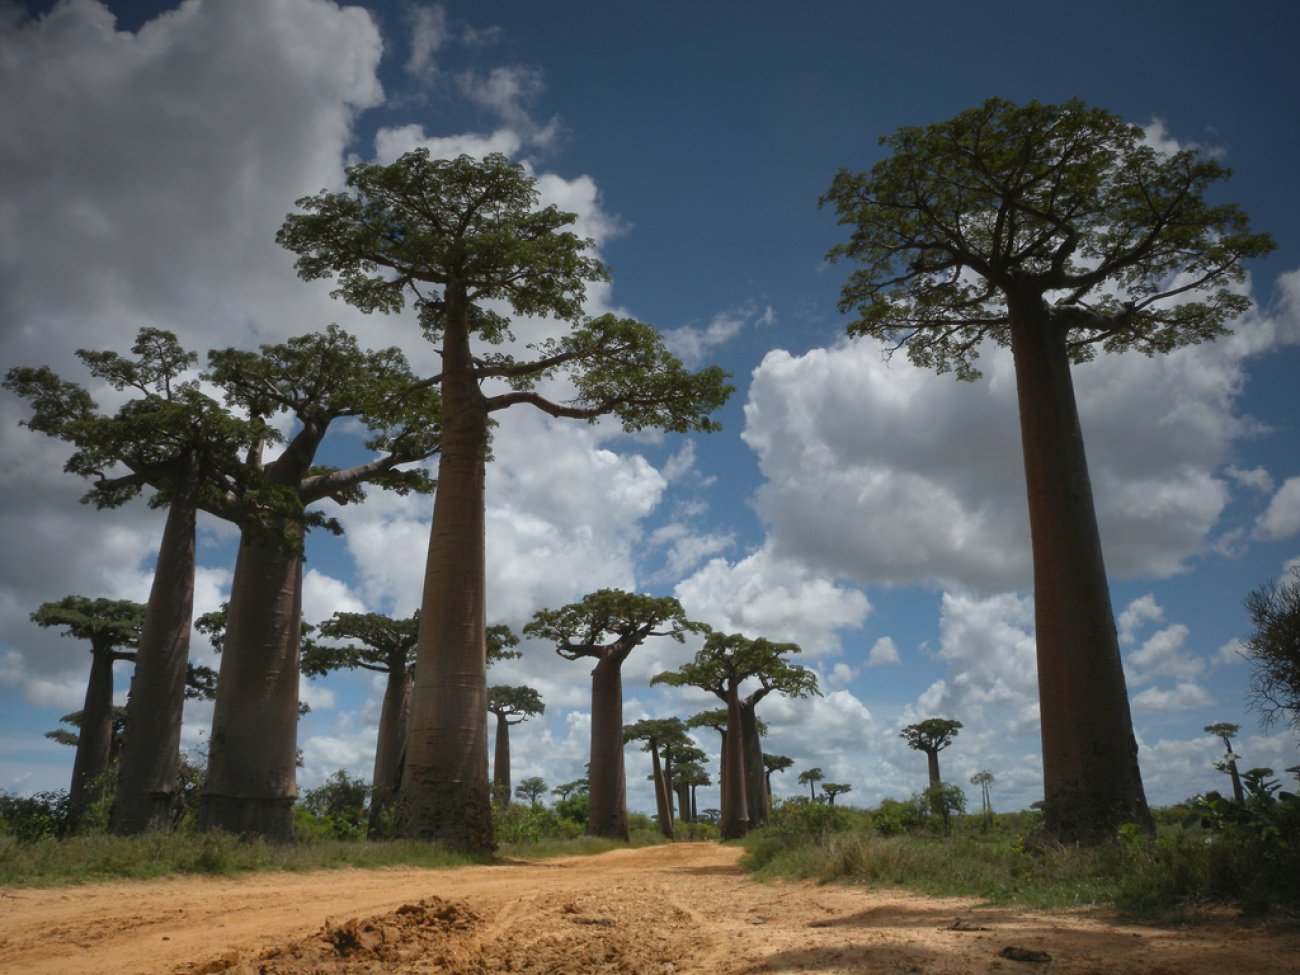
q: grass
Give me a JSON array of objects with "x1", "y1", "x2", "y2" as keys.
[
  {"x1": 740, "y1": 804, "x2": 1300, "y2": 920},
  {"x1": 0, "y1": 825, "x2": 677, "y2": 889}
]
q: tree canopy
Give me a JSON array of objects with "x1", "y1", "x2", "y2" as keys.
[
  {"x1": 822, "y1": 96, "x2": 1276, "y2": 380},
  {"x1": 1243, "y1": 567, "x2": 1300, "y2": 733}
]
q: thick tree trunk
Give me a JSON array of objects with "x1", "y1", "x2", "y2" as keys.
[
  {"x1": 1009, "y1": 304, "x2": 1152, "y2": 844},
  {"x1": 70, "y1": 643, "x2": 117, "y2": 812},
  {"x1": 367, "y1": 663, "x2": 410, "y2": 836},
  {"x1": 650, "y1": 744, "x2": 674, "y2": 839},
  {"x1": 738, "y1": 699, "x2": 768, "y2": 828},
  {"x1": 492, "y1": 712, "x2": 512, "y2": 804},
  {"x1": 719, "y1": 682, "x2": 749, "y2": 839},
  {"x1": 926, "y1": 750, "x2": 941, "y2": 789},
  {"x1": 587, "y1": 653, "x2": 628, "y2": 839},
  {"x1": 401, "y1": 302, "x2": 495, "y2": 852},
  {"x1": 200, "y1": 531, "x2": 303, "y2": 842},
  {"x1": 675, "y1": 781, "x2": 691, "y2": 823},
  {"x1": 112, "y1": 487, "x2": 197, "y2": 834}
]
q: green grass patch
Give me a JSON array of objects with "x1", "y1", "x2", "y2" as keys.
[{"x1": 741, "y1": 800, "x2": 1300, "y2": 919}]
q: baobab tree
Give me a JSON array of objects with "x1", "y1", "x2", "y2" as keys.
[
  {"x1": 798, "y1": 767, "x2": 824, "y2": 800},
  {"x1": 654, "y1": 632, "x2": 817, "y2": 836},
  {"x1": 198, "y1": 326, "x2": 442, "y2": 842},
  {"x1": 525, "y1": 590, "x2": 704, "y2": 840},
  {"x1": 821, "y1": 782, "x2": 852, "y2": 805},
  {"x1": 688, "y1": 707, "x2": 768, "y2": 800},
  {"x1": 623, "y1": 717, "x2": 691, "y2": 839},
  {"x1": 1204, "y1": 723, "x2": 1246, "y2": 804},
  {"x1": 823, "y1": 97, "x2": 1274, "y2": 843},
  {"x1": 514, "y1": 776, "x2": 548, "y2": 806},
  {"x1": 900, "y1": 718, "x2": 962, "y2": 788},
  {"x1": 303, "y1": 610, "x2": 418, "y2": 833},
  {"x1": 970, "y1": 770, "x2": 995, "y2": 826},
  {"x1": 279, "y1": 150, "x2": 732, "y2": 851},
  {"x1": 30, "y1": 597, "x2": 144, "y2": 812},
  {"x1": 763, "y1": 753, "x2": 794, "y2": 803},
  {"x1": 6, "y1": 330, "x2": 264, "y2": 834},
  {"x1": 488, "y1": 684, "x2": 545, "y2": 804}
]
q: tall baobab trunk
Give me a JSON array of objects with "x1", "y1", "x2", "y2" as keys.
[
  {"x1": 368, "y1": 664, "x2": 412, "y2": 836},
  {"x1": 1009, "y1": 303, "x2": 1152, "y2": 843},
  {"x1": 401, "y1": 301, "x2": 494, "y2": 851},
  {"x1": 925, "y1": 749, "x2": 941, "y2": 789},
  {"x1": 649, "y1": 743, "x2": 674, "y2": 839},
  {"x1": 492, "y1": 711, "x2": 513, "y2": 804},
  {"x1": 112, "y1": 480, "x2": 197, "y2": 834},
  {"x1": 738, "y1": 700, "x2": 768, "y2": 828},
  {"x1": 70, "y1": 640, "x2": 117, "y2": 812},
  {"x1": 720, "y1": 683, "x2": 749, "y2": 839},
  {"x1": 587, "y1": 653, "x2": 629, "y2": 839},
  {"x1": 676, "y1": 780, "x2": 692, "y2": 824},
  {"x1": 200, "y1": 533, "x2": 303, "y2": 842}
]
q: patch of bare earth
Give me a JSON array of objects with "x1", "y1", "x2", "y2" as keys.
[{"x1": 1, "y1": 843, "x2": 1296, "y2": 974}]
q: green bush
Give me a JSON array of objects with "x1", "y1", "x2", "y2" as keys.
[
  {"x1": 0, "y1": 790, "x2": 78, "y2": 842},
  {"x1": 493, "y1": 802, "x2": 584, "y2": 844},
  {"x1": 297, "y1": 770, "x2": 370, "y2": 841}
]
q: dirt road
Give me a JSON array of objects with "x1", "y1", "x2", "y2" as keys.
[{"x1": 1, "y1": 842, "x2": 1296, "y2": 974}]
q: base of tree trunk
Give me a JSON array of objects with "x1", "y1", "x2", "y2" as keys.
[
  {"x1": 111, "y1": 793, "x2": 175, "y2": 836},
  {"x1": 587, "y1": 811, "x2": 629, "y2": 842},
  {"x1": 198, "y1": 794, "x2": 295, "y2": 843},
  {"x1": 1044, "y1": 786, "x2": 1154, "y2": 845},
  {"x1": 398, "y1": 784, "x2": 496, "y2": 853}
]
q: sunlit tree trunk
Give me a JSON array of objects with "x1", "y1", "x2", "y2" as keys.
[
  {"x1": 926, "y1": 750, "x2": 941, "y2": 788},
  {"x1": 587, "y1": 653, "x2": 629, "y2": 839},
  {"x1": 649, "y1": 743, "x2": 674, "y2": 839},
  {"x1": 200, "y1": 533, "x2": 302, "y2": 842},
  {"x1": 112, "y1": 476, "x2": 197, "y2": 834},
  {"x1": 70, "y1": 640, "x2": 117, "y2": 812},
  {"x1": 401, "y1": 295, "x2": 494, "y2": 851},
  {"x1": 368, "y1": 663, "x2": 411, "y2": 836},
  {"x1": 1009, "y1": 302, "x2": 1152, "y2": 843},
  {"x1": 738, "y1": 699, "x2": 768, "y2": 828},
  {"x1": 720, "y1": 682, "x2": 749, "y2": 839}
]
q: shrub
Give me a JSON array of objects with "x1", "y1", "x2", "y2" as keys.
[{"x1": 0, "y1": 790, "x2": 78, "y2": 841}]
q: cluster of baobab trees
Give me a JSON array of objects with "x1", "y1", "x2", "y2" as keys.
[{"x1": 9, "y1": 93, "x2": 1277, "y2": 851}]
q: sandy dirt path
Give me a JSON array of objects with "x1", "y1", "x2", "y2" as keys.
[{"x1": 1, "y1": 842, "x2": 1296, "y2": 974}]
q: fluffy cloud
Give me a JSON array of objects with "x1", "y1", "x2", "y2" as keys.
[
  {"x1": 673, "y1": 543, "x2": 872, "y2": 658},
  {"x1": 866, "y1": 636, "x2": 901, "y2": 667},
  {"x1": 1255, "y1": 476, "x2": 1300, "y2": 540},
  {"x1": 1132, "y1": 682, "x2": 1214, "y2": 712},
  {"x1": 742, "y1": 289, "x2": 1293, "y2": 594}
]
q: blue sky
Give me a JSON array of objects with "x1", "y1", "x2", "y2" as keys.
[{"x1": 2, "y1": 0, "x2": 1298, "y2": 819}]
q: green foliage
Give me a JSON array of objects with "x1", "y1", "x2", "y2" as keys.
[
  {"x1": 492, "y1": 801, "x2": 583, "y2": 844},
  {"x1": 514, "y1": 776, "x2": 549, "y2": 805},
  {"x1": 923, "y1": 782, "x2": 967, "y2": 834},
  {"x1": 298, "y1": 770, "x2": 370, "y2": 841},
  {"x1": 652, "y1": 631, "x2": 818, "y2": 702},
  {"x1": 1243, "y1": 566, "x2": 1300, "y2": 732},
  {"x1": 823, "y1": 97, "x2": 1276, "y2": 380},
  {"x1": 870, "y1": 796, "x2": 927, "y2": 837},
  {"x1": 553, "y1": 789, "x2": 589, "y2": 826},
  {"x1": 524, "y1": 589, "x2": 704, "y2": 658},
  {"x1": 488, "y1": 685, "x2": 545, "y2": 721},
  {"x1": 899, "y1": 718, "x2": 962, "y2": 755},
  {"x1": 0, "y1": 790, "x2": 79, "y2": 842}
]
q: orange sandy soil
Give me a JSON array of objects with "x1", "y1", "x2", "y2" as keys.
[{"x1": 1, "y1": 842, "x2": 1296, "y2": 974}]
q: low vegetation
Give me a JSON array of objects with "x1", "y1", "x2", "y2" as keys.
[{"x1": 742, "y1": 774, "x2": 1300, "y2": 919}]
